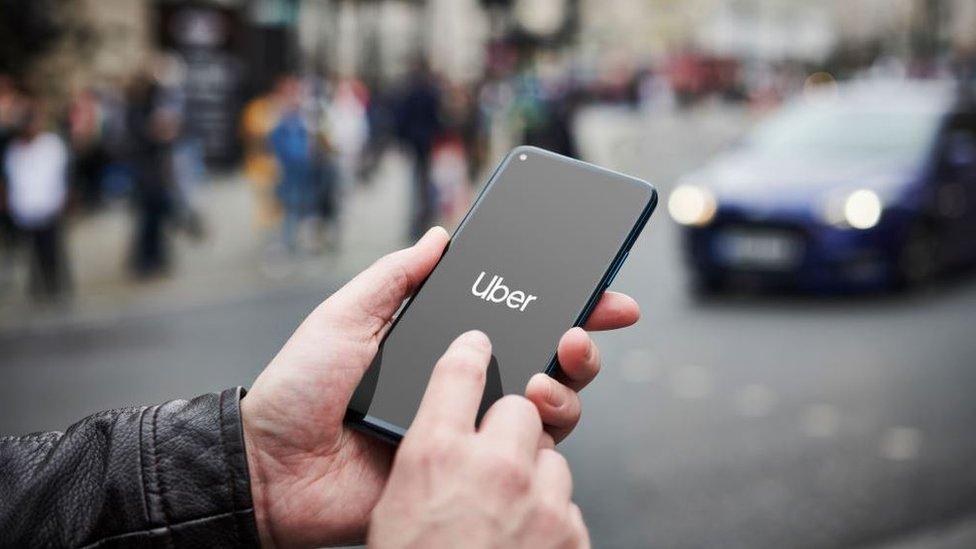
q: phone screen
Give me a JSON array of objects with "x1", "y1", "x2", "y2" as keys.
[{"x1": 348, "y1": 147, "x2": 656, "y2": 438}]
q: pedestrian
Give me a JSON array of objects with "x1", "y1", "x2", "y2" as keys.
[
  {"x1": 125, "y1": 71, "x2": 179, "y2": 278},
  {"x1": 154, "y1": 55, "x2": 205, "y2": 242},
  {"x1": 269, "y1": 74, "x2": 317, "y2": 254},
  {"x1": 395, "y1": 60, "x2": 443, "y2": 241},
  {"x1": 358, "y1": 82, "x2": 397, "y2": 184},
  {"x1": 434, "y1": 81, "x2": 480, "y2": 222},
  {"x1": 2, "y1": 96, "x2": 71, "y2": 299},
  {"x1": 325, "y1": 73, "x2": 370, "y2": 189},
  {"x1": 67, "y1": 86, "x2": 108, "y2": 210},
  {"x1": 241, "y1": 80, "x2": 283, "y2": 235},
  {"x1": 0, "y1": 74, "x2": 25, "y2": 292},
  {"x1": 0, "y1": 226, "x2": 638, "y2": 547},
  {"x1": 307, "y1": 74, "x2": 342, "y2": 252}
]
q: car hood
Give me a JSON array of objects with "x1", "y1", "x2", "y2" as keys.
[{"x1": 684, "y1": 150, "x2": 919, "y2": 212}]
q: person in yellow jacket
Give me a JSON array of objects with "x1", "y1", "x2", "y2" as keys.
[{"x1": 241, "y1": 82, "x2": 284, "y2": 231}]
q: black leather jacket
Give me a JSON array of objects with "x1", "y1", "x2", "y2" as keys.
[{"x1": 0, "y1": 388, "x2": 261, "y2": 548}]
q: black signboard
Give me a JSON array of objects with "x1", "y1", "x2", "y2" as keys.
[{"x1": 158, "y1": 3, "x2": 243, "y2": 165}]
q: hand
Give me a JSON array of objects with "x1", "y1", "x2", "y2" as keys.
[
  {"x1": 369, "y1": 330, "x2": 589, "y2": 548},
  {"x1": 241, "y1": 227, "x2": 639, "y2": 547}
]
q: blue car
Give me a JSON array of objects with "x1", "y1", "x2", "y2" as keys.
[{"x1": 669, "y1": 79, "x2": 976, "y2": 294}]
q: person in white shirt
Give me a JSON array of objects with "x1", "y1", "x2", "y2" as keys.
[{"x1": 2, "y1": 100, "x2": 71, "y2": 297}]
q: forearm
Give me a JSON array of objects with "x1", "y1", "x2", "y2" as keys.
[{"x1": 0, "y1": 388, "x2": 260, "y2": 548}]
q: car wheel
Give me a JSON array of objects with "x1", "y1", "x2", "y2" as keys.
[{"x1": 895, "y1": 222, "x2": 940, "y2": 289}]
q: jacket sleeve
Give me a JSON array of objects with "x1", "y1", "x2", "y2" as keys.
[{"x1": 0, "y1": 388, "x2": 260, "y2": 548}]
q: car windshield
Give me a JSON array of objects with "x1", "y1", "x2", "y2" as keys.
[{"x1": 748, "y1": 99, "x2": 943, "y2": 162}]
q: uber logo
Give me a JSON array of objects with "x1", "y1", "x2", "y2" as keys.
[{"x1": 470, "y1": 271, "x2": 538, "y2": 311}]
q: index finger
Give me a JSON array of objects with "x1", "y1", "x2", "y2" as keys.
[{"x1": 411, "y1": 330, "x2": 492, "y2": 433}]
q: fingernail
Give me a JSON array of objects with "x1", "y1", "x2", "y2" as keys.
[
  {"x1": 582, "y1": 336, "x2": 593, "y2": 361},
  {"x1": 459, "y1": 330, "x2": 490, "y2": 349},
  {"x1": 420, "y1": 226, "x2": 447, "y2": 242}
]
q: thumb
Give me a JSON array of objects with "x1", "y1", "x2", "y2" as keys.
[{"x1": 318, "y1": 226, "x2": 450, "y2": 340}]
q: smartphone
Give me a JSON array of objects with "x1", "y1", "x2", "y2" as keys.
[{"x1": 346, "y1": 146, "x2": 657, "y2": 442}]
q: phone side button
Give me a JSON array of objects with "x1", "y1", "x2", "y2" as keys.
[{"x1": 606, "y1": 251, "x2": 629, "y2": 287}]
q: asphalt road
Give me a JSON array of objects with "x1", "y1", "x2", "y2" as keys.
[{"x1": 3, "y1": 105, "x2": 976, "y2": 548}]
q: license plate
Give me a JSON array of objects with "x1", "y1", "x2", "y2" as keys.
[{"x1": 715, "y1": 229, "x2": 802, "y2": 270}]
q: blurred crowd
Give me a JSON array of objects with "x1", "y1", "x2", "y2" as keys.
[
  {"x1": 0, "y1": 47, "x2": 598, "y2": 303},
  {"x1": 240, "y1": 51, "x2": 601, "y2": 251},
  {"x1": 3, "y1": 35, "x2": 971, "y2": 303},
  {"x1": 0, "y1": 55, "x2": 208, "y2": 302}
]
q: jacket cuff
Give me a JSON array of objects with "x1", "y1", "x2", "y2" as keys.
[{"x1": 139, "y1": 387, "x2": 260, "y2": 547}]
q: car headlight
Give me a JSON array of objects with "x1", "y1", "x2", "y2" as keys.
[
  {"x1": 668, "y1": 184, "x2": 717, "y2": 227},
  {"x1": 823, "y1": 189, "x2": 883, "y2": 229},
  {"x1": 844, "y1": 189, "x2": 883, "y2": 229}
]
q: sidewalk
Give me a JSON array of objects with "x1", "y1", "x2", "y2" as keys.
[{"x1": 0, "y1": 152, "x2": 413, "y2": 332}]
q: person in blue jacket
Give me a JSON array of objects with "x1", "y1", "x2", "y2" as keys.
[{"x1": 269, "y1": 75, "x2": 317, "y2": 254}]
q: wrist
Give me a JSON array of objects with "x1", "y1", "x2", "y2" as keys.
[{"x1": 241, "y1": 400, "x2": 277, "y2": 548}]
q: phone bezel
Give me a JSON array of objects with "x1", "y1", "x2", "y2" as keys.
[{"x1": 345, "y1": 146, "x2": 658, "y2": 444}]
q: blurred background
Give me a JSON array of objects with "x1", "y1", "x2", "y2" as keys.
[{"x1": 2, "y1": 0, "x2": 976, "y2": 547}]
